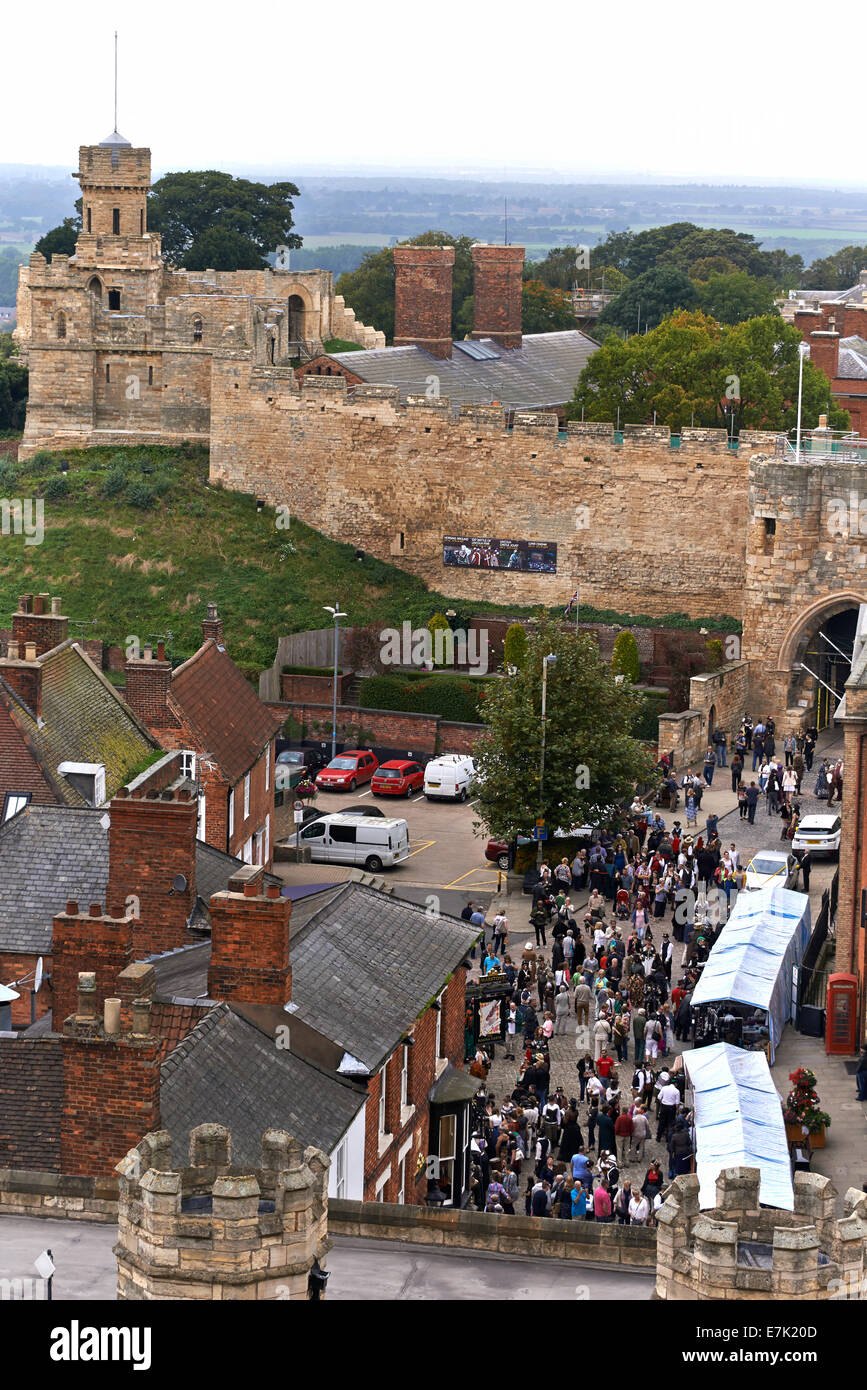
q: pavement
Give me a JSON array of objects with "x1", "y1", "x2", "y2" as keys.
[{"x1": 0, "y1": 1220, "x2": 653, "y2": 1301}]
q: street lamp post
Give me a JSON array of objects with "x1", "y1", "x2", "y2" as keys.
[
  {"x1": 538, "y1": 652, "x2": 557, "y2": 867},
  {"x1": 795, "y1": 341, "x2": 809, "y2": 463},
  {"x1": 323, "y1": 604, "x2": 347, "y2": 761}
]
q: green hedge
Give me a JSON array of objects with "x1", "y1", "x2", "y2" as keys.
[
  {"x1": 358, "y1": 673, "x2": 492, "y2": 723},
  {"x1": 281, "y1": 664, "x2": 345, "y2": 676}
]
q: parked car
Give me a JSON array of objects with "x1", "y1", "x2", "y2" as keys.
[
  {"x1": 297, "y1": 812, "x2": 410, "y2": 872},
  {"x1": 791, "y1": 813, "x2": 841, "y2": 859},
  {"x1": 485, "y1": 824, "x2": 596, "y2": 872},
  {"x1": 371, "y1": 759, "x2": 425, "y2": 797},
  {"x1": 744, "y1": 849, "x2": 798, "y2": 892},
  {"x1": 331, "y1": 806, "x2": 387, "y2": 818},
  {"x1": 424, "y1": 755, "x2": 477, "y2": 802},
  {"x1": 275, "y1": 747, "x2": 323, "y2": 791},
  {"x1": 315, "y1": 750, "x2": 379, "y2": 792}
]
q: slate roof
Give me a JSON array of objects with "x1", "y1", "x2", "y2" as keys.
[
  {"x1": 0, "y1": 641, "x2": 157, "y2": 809},
  {"x1": 159, "y1": 1002, "x2": 367, "y2": 1165},
  {"x1": 170, "y1": 640, "x2": 281, "y2": 785},
  {"x1": 0, "y1": 803, "x2": 261, "y2": 955},
  {"x1": 837, "y1": 337, "x2": 867, "y2": 381},
  {"x1": 0, "y1": 1036, "x2": 63, "y2": 1172},
  {"x1": 287, "y1": 881, "x2": 479, "y2": 1072},
  {"x1": 331, "y1": 330, "x2": 599, "y2": 411}
]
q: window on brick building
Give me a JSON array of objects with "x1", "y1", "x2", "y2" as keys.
[
  {"x1": 378, "y1": 1067, "x2": 387, "y2": 1134},
  {"x1": 243, "y1": 835, "x2": 253, "y2": 864},
  {"x1": 244, "y1": 772, "x2": 250, "y2": 820},
  {"x1": 400, "y1": 1044, "x2": 409, "y2": 1108},
  {"x1": 438, "y1": 1114, "x2": 456, "y2": 1201},
  {"x1": 265, "y1": 812, "x2": 270, "y2": 865},
  {"x1": 180, "y1": 751, "x2": 197, "y2": 779},
  {"x1": 397, "y1": 1154, "x2": 406, "y2": 1205},
  {"x1": 228, "y1": 788, "x2": 234, "y2": 838},
  {"x1": 435, "y1": 989, "x2": 445, "y2": 1058},
  {"x1": 265, "y1": 749, "x2": 270, "y2": 792},
  {"x1": 112, "y1": 208, "x2": 120, "y2": 234},
  {"x1": 2, "y1": 792, "x2": 30, "y2": 823},
  {"x1": 193, "y1": 317, "x2": 203, "y2": 344},
  {"x1": 108, "y1": 290, "x2": 121, "y2": 311},
  {"x1": 334, "y1": 1141, "x2": 346, "y2": 1200},
  {"x1": 56, "y1": 311, "x2": 66, "y2": 339}
]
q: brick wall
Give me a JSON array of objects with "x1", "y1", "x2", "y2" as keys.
[
  {"x1": 0, "y1": 950, "x2": 48, "y2": 1028},
  {"x1": 60, "y1": 1032, "x2": 161, "y2": 1178},
  {"x1": 471, "y1": 245, "x2": 524, "y2": 349},
  {"x1": 393, "y1": 246, "x2": 455, "y2": 360},
  {"x1": 281, "y1": 671, "x2": 354, "y2": 703},
  {"x1": 51, "y1": 904, "x2": 133, "y2": 1038},
  {"x1": 207, "y1": 868, "x2": 291, "y2": 1005},
  {"x1": 268, "y1": 699, "x2": 485, "y2": 759},
  {"x1": 106, "y1": 785, "x2": 199, "y2": 954}
]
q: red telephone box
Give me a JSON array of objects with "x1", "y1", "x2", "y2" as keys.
[{"x1": 826, "y1": 973, "x2": 858, "y2": 1055}]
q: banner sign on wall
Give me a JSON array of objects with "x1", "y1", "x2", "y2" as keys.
[{"x1": 443, "y1": 536, "x2": 557, "y2": 573}]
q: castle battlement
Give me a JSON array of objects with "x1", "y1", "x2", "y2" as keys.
[
  {"x1": 115, "y1": 1124, "x2": 330, "y2": 1300},
  {"x1": 655, "y1": 1166, "x2": 867, "y2": 1301}
]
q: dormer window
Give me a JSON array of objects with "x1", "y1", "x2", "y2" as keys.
[
  {"x1": 2, "y1": 792, "x2": 30, "y2": 823},
  {"x1": 58, "y1": 761, "x2": 106, "y2": 807}
]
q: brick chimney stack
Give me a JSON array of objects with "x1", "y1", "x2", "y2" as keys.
[
  {"x1": 124, "y1": 641, "x2": 174, "y2": 729},
  {"x1": 393, "y1": 246, "x2": 455, "y2": 360},
  {"x1": 208, "y1": 865, "x2": 292, "y2": 1005},
  {"x1": 0, "y1": 635, "x2": 43, "y2": 714},
  {"x1": 201, "y1": 601, "x2": 224, "y2": 647},
  {"x1": 10, "y1": 592, "x2": 69, "y2": 656},
  {"x1": 808, "y1": 327, "x2": 840, "y2": 383},
  {"x1": 471, "y1": 244, "x2": 525, "y2": 350},
  {"x1": 51, "y1": 900, "x2": 135, "y2": 1032}
]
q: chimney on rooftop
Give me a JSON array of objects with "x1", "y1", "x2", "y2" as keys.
[
  {"x1": 471, "y1": 244, "x2": 525, "y2": 350},
  {"x1": 207, "y1": 865, "x2": 292, "y2": 1006},
  {"x1": 124, "y1": 640, "x2": 174, "y2": 729},
  {"x1": 393, "y1": 245, "x2": 455, "y2": 360},
  {"x1": 0, "y1": 634, "x2": 43, "y2": 715},
  {"x1": 202, "y1": 601, "x2": 224, "y2": 647},
  {"x1": 808, "y1": 325, "x2": 840, "y2": 383},
  {"x1": 11, "y1": 591, "x2": 69, "y2": 656}
]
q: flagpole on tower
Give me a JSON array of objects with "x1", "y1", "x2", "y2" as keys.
[{"x1": 114, "y1": 31, "x2": 118, "y2": 133}]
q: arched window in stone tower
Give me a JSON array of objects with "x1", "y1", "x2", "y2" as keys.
[
  {"x1": 88, "y1": 276, "x2": 103, "y2": 303},
  {"x1": 112, "y1": 208, "x2": 120, "y2": 235},
  {"x1": 192, "y1": 317, "x2": 203, "y2": 344},
  {"x1": 56, "y1": 311, "x2": 67, "y2": 339}
]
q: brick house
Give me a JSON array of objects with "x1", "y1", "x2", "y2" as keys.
[
  {"x1": 123, "y1": 604, "x2": 280, "y2": 869},
  {"x1": 0, "y1": 750, "x2": 477, "y2": 1205},
  {"x1": 793, "y1": 299, "x2": 867, "y2": 436},
  {"x1": 0, "y1": 592, "x2": 158, "y2": 823}
]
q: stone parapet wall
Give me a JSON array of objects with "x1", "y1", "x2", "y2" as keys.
[{"x1": 0, "y1": 1168, "x2": 119, "y2": 1223}]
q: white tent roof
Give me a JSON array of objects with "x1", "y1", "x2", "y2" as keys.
[
  {"x1": 690, "y1": 885, "x2": 811, "y2": 1056},
  {"x1": 683, "y1": 1042, "x2": 793, "y2": 1211}
]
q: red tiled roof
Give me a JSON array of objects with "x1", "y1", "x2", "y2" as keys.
[
  {"x1": 169, "y1": 640, "x2": 281, "y2": 786},
  {"x1": 151, "y1": 1000, "x2": 212, "y2": 1063}
]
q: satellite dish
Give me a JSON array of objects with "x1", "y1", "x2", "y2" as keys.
[
  {"x1": 34, "y1": 1250, "x2": 55, "y2": 1281},
  {"x1": 0, "y1": 982, "x2": 20, "y2": 1002},
  {"x1": 34, "y1": 957, "x2": 43, "y2": 995},
  {"x1": 172, "y1": 874, "x2": 188, "y2": 894}
]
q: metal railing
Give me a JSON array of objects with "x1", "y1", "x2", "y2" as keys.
[{"x1": 776, "y1": 428, "x2": 867, "y2": 463}]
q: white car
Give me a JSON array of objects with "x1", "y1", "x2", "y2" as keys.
[
  {"x1": 297, "y1": 813, "x2": 410, "y2": 872},
  {"x1": 424, "y1": 754, "x2": 477, "y2": 802},
  {"x1": 744, "y1": 850, "x2": 797, "y2": 892},
  {"x1": 791, "y1": 813, "x2": 841, "y2": 858}
]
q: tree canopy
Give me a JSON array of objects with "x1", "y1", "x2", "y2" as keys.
[
  {"x1": 147, "y1": 171, "x2": 302, "y2": 268},
  {"x1": 598, "y1": 265, "x2": 698, "y2": 333},
  {"x1": 33, "y1": 218, "x2": 80, "y2": 262},
  {"x1": 566, "y1": 309, "x2": 849, "y2": 433},
  {"x1": 0, "y1": 335, "x2": 28, "y2": 431},
  {"x1": 336, "y1": 232, "x2": 476, "y2": 343},
  {"x1": 693, "y1": 270, "x2": 777, "y2": 325},
  {"x1": 800, "y1": 244, "x2": 867, "y2": 291},
  {"x1": 473, "y1": 617, "x2": 655, "y2": 842}
]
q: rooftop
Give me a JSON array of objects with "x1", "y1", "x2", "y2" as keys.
[{"x1": 170, "y1": 639, "x2": 281, "y2": 784}]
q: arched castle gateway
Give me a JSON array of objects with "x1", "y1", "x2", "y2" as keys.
[{"x1": 14, "y1": 129, "x2": 383, "y2": 456}]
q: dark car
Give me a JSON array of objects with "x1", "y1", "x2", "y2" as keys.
[{"x1": 275, "y1": 747, "x2": 323, "y2": 790}]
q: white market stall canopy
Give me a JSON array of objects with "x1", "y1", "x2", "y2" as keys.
[
  {"x1": 690, "y1": 884, "x2": 811, "y2": 1060},
  {"x1": 683, "y1": 1041, "x2": 793, "y2": 1211}
]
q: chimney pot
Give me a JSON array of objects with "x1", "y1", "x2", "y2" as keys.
[
  {"x1": 7, "y1": 640, "x2": 19, "y2": 661},
  {"x1": 89, "y1": 902, "x2": 102, "y2": 918},
  {"x1": 266, "y1": 882, "x2": 281, "y2": 900},
  {"x1": 77, "y1": 971, "x2": 97, "y2": 1019},
  {"x1": 208, "y1": 601, "x2": 218, "y2": 620},
  {"x1": 24, "y1": 641, "x2": 37, "y2": 662},
  {"x1": 51, "y1": 597, "x2": 62, "y2": 616},
  {"x1": 66, "y1": 899, "x2": 79, "y2": 915},
  {"x1": 156, "y1": 640, "x2": 166, "y2": 661},
  {"x1": 243, "y1": 881, "x2": 259, "y2": 898},
  {"x1": 131, "y1": 996, "x2": 152, "y2": 1037},
  {"x1": 104, "y1": 997, "x2": 121, "y2": 1034},
  {"x1": 18, "y1": 593, "x2": 32, "y2": 614},
  {"x1": 143, "y1": 644, "x2": 153, "y2": 662}
]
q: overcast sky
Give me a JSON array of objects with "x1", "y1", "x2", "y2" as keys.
[{"x1": 4, "y1": 0, "x2": 865, "y2": 186}]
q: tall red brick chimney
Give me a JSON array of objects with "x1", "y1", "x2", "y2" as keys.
[
  {"x1": 11, "y1": 593, "x2": 69, "y2": 655},
  {"x1": 0, "y1": 639, "x2": 42, "y2": 714},
  {"x1": 51, "y1": 900, "x2": 134, "y2": 1035},
  {"x1": 124, "y1": 641, "x2": 174, "y2": 729},
  {"x1": 207, "y1": 865, "x2": 292, "y2": 1005},
  {"x1": 393, "y1": 246, "x2": 455, "y2": 360},
  {"x1": 809, "y1": 326, "x2": 840, "y2": 383},
  {"x1": 471, "y1": 244, "x2": 525, "y2": 350},
  {"x1": 201, "y1": 600, "x2": 224, "y2": 647}
]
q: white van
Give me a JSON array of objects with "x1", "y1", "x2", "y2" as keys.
[
  {"x1": 297, "y1": 813, "x2": 410, "y2": 871},
  {"x1": 424, "y1": 754, "x2": 476, "y2": 802}
]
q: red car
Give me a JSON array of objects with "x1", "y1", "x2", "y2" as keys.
[
  {"x1": 371, "y1": 759, "x2": 425, "y2": 797},
  {"x1": 315, "y1": 750, "x2": 379, "y2": 792}
]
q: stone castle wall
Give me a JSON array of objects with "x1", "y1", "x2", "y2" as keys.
[{"x1": 210, "y1": 367, "x2": 778, "y2": 619}]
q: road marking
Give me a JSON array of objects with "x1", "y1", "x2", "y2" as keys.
[
  {"x1": 406, "y1": 838, "x2": 436, "y2": 859},
  {"x1": 442, "y1": 867, "x2": 501, "y2": 889},
  {"x1": 467, "y1": 798, "x2": 479, "y2": 807},
  {"x1": 356, "y1": 790, "x2": 373, "y2": 798}
]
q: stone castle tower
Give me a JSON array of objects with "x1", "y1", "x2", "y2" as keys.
[
  {"x1": 115, "y1": 1123, "x2": 331, "y2": 1300},
  {"x1": 15, "y1": 128, "x2": 384, "y2": 457},
  {"x1": 655, "y1": 1165, "x2": 867, "y2": 1300}
]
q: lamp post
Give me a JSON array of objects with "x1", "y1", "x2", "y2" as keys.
[
  {"x1": 795, "y1": 341, "x2": 809, "y2": 463},
  {"x1": 323, "y1": 604, "x2": 347, "y2": 761},
  {"x1": 538, "y1": 652, "x2": 557, "y2": 867}
]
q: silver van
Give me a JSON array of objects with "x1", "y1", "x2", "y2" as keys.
[{"x1": 298, "y1": 812, "x2": 410, "y2": 872}]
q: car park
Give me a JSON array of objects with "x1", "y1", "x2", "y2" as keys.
[
  {"x1": 423, "y1": 754, "x2": 477, "y2": 801},
  {"x1": 371, "y1": 759, "x2": 425, "y2": 797},
  {"x1": 791, "y1": 813, "x2": 841, "y2": 858},
  {"x1": 275, "y1": 747, "x2": 323, "y2": 791},
  {"x1": 484, "y1": 824, "x2": 596, "y2": 871},
  {"x1": 744, "y1": 850, "x2": 799, "y2": 891},
  {"x1": 297, "y1": 812, "x2": 410, "y2": 871},
  {"x1": 315, "y1": 750, "x2": 379, "y2": 792}
]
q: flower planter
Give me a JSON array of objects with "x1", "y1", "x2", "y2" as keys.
[
  {"x1": 809, "y1": 1125, "x2": 826, "y2": 1148},
  {"x1": 786, "y1": 1122, "x2": 826, "y2": 1147}
]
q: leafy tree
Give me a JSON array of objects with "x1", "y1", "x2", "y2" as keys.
[
  {"x1": 336, "y1": 232, "x2": 476, "y2": 343},
  {"x1": 566, "y1": 309, "x2": 848, "y2": 433},
  {"x1": 503, "y1": 623, "x2": 529, "y2": 670},
  {"x1": 801, "y1": 245, "x2": 867, "y2": 291},
  {"x1": 521, "y1": 280, "x2": 578, "y2": 332},
  {"x1": 428, "y1": 611, "x2": 452, "y2": 666},
  {"x1": 590, "y1": 224, "x2": 701, "y2": 278},
  {"x1": 611, "y1": 630, "x2": 640, "y2": 683},
  {"x1": 472, "y1": 616, "x2": 655, "y2": 843},
  {"x1": 693, "y1": 271, "x2": 777, "y2": 325},
  {"x1": 758, "y1": 247, "x2": 804, "y2": 291},
  {"x1": 34, "y1": 217, "x2": 80, "y2": 261},
  {"x1": 659, "y1": 226, "x2": 766, "y2": 278},
  {"x1": 182, "y1": 227, "x2": 268, "y2": 271},
  {"x1": 147, "y1": 171, "x2": 302, "y2": 268},
  {"x1": 598, "y1": 265, "x2": 697, "y2": 333},
  {"x1": 0, "y1": 337, "x2": 28, "y2": 431}
]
